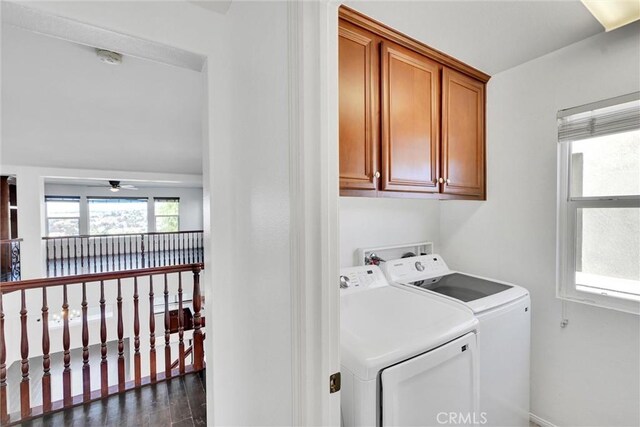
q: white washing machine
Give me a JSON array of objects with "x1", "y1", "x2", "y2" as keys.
[
  {"x1": 384, "y1": 254, "x2": 531, "y2": 427},
  {"x1": 339, "y1": 265, "x2": 481, "y2": 427}
]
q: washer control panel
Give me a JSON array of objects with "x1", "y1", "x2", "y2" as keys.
[
  {"x1": 339, "y1": 265, "x2": 388, "y2": 293},
  {"x1": 384, "y1": 254, "x2": 451, "y2": 283}
]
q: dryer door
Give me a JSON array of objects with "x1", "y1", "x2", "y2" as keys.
[{"x1": 380, "y1": 332, "x2": 479, "y2": 427}]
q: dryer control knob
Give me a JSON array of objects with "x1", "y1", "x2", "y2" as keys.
[
  {"x1": 415, "y1": 261, "x2": 425, "y2": 272},
  {"x1": 339, "y1": 275, "x2": 350, "y2": 289}
]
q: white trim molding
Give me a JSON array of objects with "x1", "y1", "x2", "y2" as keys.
[{"x1": 288, "y1": 0, "x2": 341, "y2": 425}]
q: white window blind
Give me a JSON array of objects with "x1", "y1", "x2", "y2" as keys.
[{"x1": 558, "y1": 92, "x2": 640, "y2": 143}]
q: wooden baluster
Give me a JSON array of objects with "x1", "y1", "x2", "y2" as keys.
[
  {"x1": 67, "y1": 238, "x2": 71, "y2": 275},
  {"x1": 117, "y1": 279, "x2": 125, "y2": 390},
  {"x1": 100, "y1": 280, "x2": 108, "y2": 397},
  {"x1": 164, "y1": 273, "x2": 171, "y2": 377},
  {"x1": 74, "y1": 237, "x2": 78, "y2": 275},
  {"x1": 53, "y1": 240, "x2": 57, "y2": 276},
  {"x1": 42, "y1": 288, "x2": 52, "y2": 411},
  {"x1": 173, "y1": 234, "x2": 177, "y2": 265},
  {"x1": 170, "y1": 234, "x2": 174, "y2": 265},
  {"x1": 62, "y1": 284, "x2": 72, "y2": 406},
  {"x1": 178, "y1": 273, "x2": 185, "y2": 374},
  {"x1": 162, "y1": 235, "x2": 165, "y2": 266},
  {"x1": 140, "y1": 235, "x2": 145, "y2": 269},
  {"x1": 99, "y1": 237, "x2": 104, "y2": 272},
  {"x1": 149, "y1": 275, "x2": 157, "y2": 381},
  {"x1": 82, "y1": 282, "x2": 90, "y2": 401},
  {"x1": 80, "y1": 236, "x2": 85, "y2": 273},
  {"x1": 20, "y1": 290, "x2": 31, "y2": 417},
  {"x1": 192, "y1": 266, "x2": 204, "y2": 370},
  {"x1": 93, "y1": 237, "x2": 97, "y2": 274},
  {"x1": 0, "y1": 291, "x2": 8, "y2": 425},
  {"x1": 46, "y1": 240, "x2": 50, "y2": 277},
  {"x1": 111, "y1": 237, "x2": 116, "y2": 271},
  {"x1": 122, "y1": 236, "x2": 127, "y2": 270},
  {"x1": 167, "y1": 234, "x2": 171, "y2": 265},
  {"x1": 134, "y1": 277, "x2": 141, "y2": 386}
]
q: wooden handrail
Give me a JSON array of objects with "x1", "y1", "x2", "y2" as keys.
[
  {"x1": 41, "y1": 230, "x2": 203, "y2": 240},
  {"x1": 0, "y1": 264, "x2": 203, "y2": 293},
  {"x1": 0, "y1": 239, "x2": 23, "y2": 244}
]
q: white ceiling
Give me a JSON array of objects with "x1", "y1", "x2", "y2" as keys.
[
  {"x1": 1, "y1": 24, "x2": 204, "y2": 174},
  {"x1": 344, "y1": 0, "x2": 604, "y2": 75}
]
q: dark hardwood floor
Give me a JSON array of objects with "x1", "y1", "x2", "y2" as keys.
[{"x1": 18, "y1": 371, "x2": 206, "y2": 427}]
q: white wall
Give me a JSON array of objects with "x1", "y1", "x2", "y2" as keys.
[
  {"x1": 44, "y1": 183, "x2": 203, "y2": 231},
  {"x1": 339, "y1": 197, "x2": 440, "y2": 267},
  {"x1": 2, "y1": 2, "x2": 297, "y2": 425},
  {"x1": 439, "y1": 23, "x2": 640, "y2": 426}
]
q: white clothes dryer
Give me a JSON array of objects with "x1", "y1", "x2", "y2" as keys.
[{"x1": 339, "y1": 265, "x2": 480, "y2": 427}]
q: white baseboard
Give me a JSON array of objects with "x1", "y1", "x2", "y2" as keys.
[{"x1": 530, "y1": 413, "x2": 557, "y2": 427}]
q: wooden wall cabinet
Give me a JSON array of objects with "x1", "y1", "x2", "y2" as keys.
[
  {"x1": 338, "y1": 21, "x2": 379, "y2": 192},
  {"x1": 338, "y1": 6, "x2": 489, "y2": 200}
]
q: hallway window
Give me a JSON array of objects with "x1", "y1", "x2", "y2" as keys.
[
  {"x1": 557, "y1": 93, "x2": 640, "y2": 314},
  {"x1": 45, "y1": 196, "x2": 80, "y2": 236},
  {"x1": 88, "y1": 197, "x2": 148, "y2": 234},
  {"x1": 154, "y1": 198, "x2": 180, "y2": 232}
]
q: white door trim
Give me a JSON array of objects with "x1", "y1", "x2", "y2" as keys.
[{"x1": 288, "y1": 1, "x2": 341, "y2": 425}]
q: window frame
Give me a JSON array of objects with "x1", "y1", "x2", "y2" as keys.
[
  {"x1": 45, "y1": 196, "x2": 81, "y2": 237},
  {"x1": 556, "y1": 131, "x2": 640, "y2": 315},
  {"x1": 153, "y1": 197, "x2": 180, "y2": 232}
]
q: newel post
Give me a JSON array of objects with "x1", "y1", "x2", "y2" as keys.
[{"x1": 192, "y1": 266, "x2": 204, "y2": 371}]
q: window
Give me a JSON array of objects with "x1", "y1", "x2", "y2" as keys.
[
  {"x1": 45, "y1": 196, "x2": 80, "y2": 236},
  {"x1": 154, "y1": 198, "x2": 180, "y2": 232},
  {"x1": 557, "y1": 93, "x2": 640, "y2": 314},
  {"x1": 88, "y1": 197, "x2": 148, "y2": 234}
]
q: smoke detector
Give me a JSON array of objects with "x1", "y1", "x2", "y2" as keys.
[{"x1": 96, "y1": 49, "x2": 123, "y2": 65}]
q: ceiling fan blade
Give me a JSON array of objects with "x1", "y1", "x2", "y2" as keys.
[{"x1": 120, "y1": 185, "x2": 139, "y2": 190}]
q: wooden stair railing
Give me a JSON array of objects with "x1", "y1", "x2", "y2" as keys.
[
  {"x1": 42, "y1": 230, "x2": 204, "y2": 277},
  {"x1": 0, "y1": 263, "x2": 205, "y2": 426}
]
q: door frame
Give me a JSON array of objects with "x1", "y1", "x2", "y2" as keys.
[{"x1": 288, "y1": 1, "x2": 342, "y2": 425}]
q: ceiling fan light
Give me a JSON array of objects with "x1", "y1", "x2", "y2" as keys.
[
  {"x1": 110, "y1": 187, "x2": 119, "y2": 192},
  {"x1": 581, "y1": 0, "x2": 640, "y2": 31}
]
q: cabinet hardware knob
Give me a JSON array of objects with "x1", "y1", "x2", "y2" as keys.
[
  {"x1": 374, "y1": 171, "x2": 381, "y2": 179},
  {"x1": 438, "y1": 177, "x2": 444, "y2": 184},
  {"x1": 446, "y1": 178, "x2": 451, "y2": 184}
]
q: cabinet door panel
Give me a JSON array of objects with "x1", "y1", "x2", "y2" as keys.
[
  {"x1": 381, "y1": 42, "x2": 440, "y2": 193},
  {"x1": 339, "y1": 21, "x2": 378, "y2": 191},
  {"x1": 442, "y1": 68, "x2": 485, "y2": 198}
]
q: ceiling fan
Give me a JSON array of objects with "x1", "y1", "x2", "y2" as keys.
[{"x1": 107, "y1": 180, "x2": 138, "y2": 192}]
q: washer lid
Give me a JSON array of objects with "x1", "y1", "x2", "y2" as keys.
[
  {"x1": 398, "y1": 272, "x2": 529, "y2": 314},
  {"x1": 340, "y1": 285, "x2": 478, "y2": 381}
]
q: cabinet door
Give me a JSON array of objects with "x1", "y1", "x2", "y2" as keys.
[
  {"x1": 380, "y1": 41, "x2": 440, "y2": 193},
  {"x1": 442, "y1": 67, "x2": 485, "y2": 198},
  {"x1": 339, "y1": 21, "x2": 378, "y2": 192}
]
